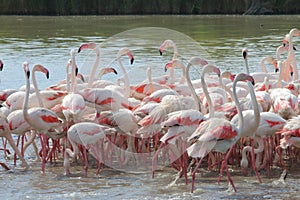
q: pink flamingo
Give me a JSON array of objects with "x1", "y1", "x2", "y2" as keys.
[
  {"x1": 78, "y1": 42, "x2": 100, "y2": 88},
  {"x1": 22, "y1": 63, "x2": 62, "y2": 173},
  {"x1": 159, "y1": 39, "x2": 178, "y2": 84},
  {"x1": 240, "y1": 112, "x2": 286, "y2": 176},
  {"x1": 61, "y1": 50, "x2": 85, "y2": 125},
  {"x1": 64, "y1": 122, "x2": 115, "y2": 176},
  {"x1": 0, "y1": 111, "x2": 29, "y2": 170},
  {"x1": 187, "y1": 71, "x2": 257, "y2": 193},
  {"x1": 276, "y1": 116, "x2": 300, "y2": 165},
  {"x1": 283, "y1": 28, "x2": 300, "y2": 81}
]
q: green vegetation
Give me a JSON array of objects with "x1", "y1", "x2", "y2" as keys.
[{"x1": 0, "y1": 0, "x2": 299, "y2": 15}]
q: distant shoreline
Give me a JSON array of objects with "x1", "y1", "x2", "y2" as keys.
[{"x1": 0, "y1": 0, "x2": 299, "y2": 16}]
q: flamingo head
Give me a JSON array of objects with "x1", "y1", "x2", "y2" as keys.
[
  {"x1": 235, "y1": 73, "x2": 255, "y2": 85},
  {"x1": 0, "y1": 60, "x2": 3, "y2": 71},
  {"x1": 108, "y1": 67, "x2": 118, "y2": 75},
  {"x1": 242, "y1": 48, "x2": 248, "y2": 59},
  {"x1": 127, "y1": 52, "x2": 134, "y2": 64},
  {"x1": 221, "y1": 71, "x2": 236, "y2": 82},
  {"x1": 23, "y1": 62, "x2": 30, "y2": 78},
  {"x1": 78, "y1": 42, "x2": 97, "y2": 53},
  {"x1": 159, "y1": 39, "x2": 174, "y2": 56},
  {"x1": 289, "y1": 28, "x2": 300, "y2": 37},
  {"x1": 36, "y1": 64, "x2": 49, "y2": 79},
  {"x1": 283, "y1": 34, "x2": 290, "y2": 46},
  {"x1": 164, "y1": 60, "x2": 174, "y2": 72},
  {"x1": 117, "y1": 48, "x2": 134, "y2": 64}
]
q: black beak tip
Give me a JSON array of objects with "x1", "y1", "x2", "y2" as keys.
[
  {"x1": 275, "y1": 68, "x2": 279, "y2": 73},
  {"x1": 291, "y1": 72, "x2": 294, "y2": 76},
  {"x1": 159, "y1": 50, "x2": 163, "y2": 56},
  {"x1": 46, "y1": 73, "x2": 49, "y2": 79},
  {"x1": 75, "y1": 67, "x2": 79, "y2": 76},
  {"x1": 293, "y1": 46, "x2": 297, "y2": 51},
  {"x1": 113, "y1": 69, "x2": 118, "y2": 75},
  {"x1": 78, "y1": 48, "x2": 81, "y2": 53},
  {"x1": 131, "y1": 58, "x2": 134, "y2": 65}
]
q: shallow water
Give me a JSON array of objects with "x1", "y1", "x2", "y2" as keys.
[{"x1": 0, "y1": 15, "x2": 300, "y2": 199}]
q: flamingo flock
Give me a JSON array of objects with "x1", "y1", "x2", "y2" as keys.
[{"x1": 0, "y1": 28, "x2": 300, "y2": 193}]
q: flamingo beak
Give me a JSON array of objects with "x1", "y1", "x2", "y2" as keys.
[
  {"x1": 27, "y1": 71, "x2": 30, "y2": 79},
  {"x1": 293, "y1": 45, "x2": 297, "y2": 51},
  {"x1": 0, "y1": 60, "x2": 3, "y2": 71},
  {"x1": 131, "y1": 57, "x2": 134, "y2": 65},
  {"x1": 242, "y1": 50, "x2": 247, "y2": 59},
  {"x1": 275, "y1": 68, "x2": 279, "y2": 73},
  {"x1": 112, "y1": 68, "x2": 118, "y2": 75},
  {"x1": 78, "y1": 44, "x2": 88, "y2": 53},
  {"x1": 291, "y1": 72, "x2": 294, "y2": 77},
  {"x1": 75, "y1": 67, "x2": 79, "y2": 76},
  {"x1": 46, "y1": 72, "x2": 49, "y2": 79},
  {"x1": 159, "y1": 49, "x2": 163, "y2": 56}
]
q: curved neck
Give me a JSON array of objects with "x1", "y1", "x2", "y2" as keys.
[
  {"x1": 260, "y1": 57, "x2": 268, "y2": 73},
  {"x1": 23, "y1": 70, "x2": 32, "y2": 126},
  {"x1": 117, "y1": 56, "x2": 130, "y2": 98},
  {"x1": 232, "y1": 78, "x2": 244, "y2": 134},
  {"x1": 201, "y1": 70, "x2": 214, "y2": 118},
  {"x1": 70, "y1": 55, "x2": 77, "y2": 93},
  {"x1": 244, "y1": 57, "x2": 250, "y2": 75},
  {"x1": 66, "y1": 62, "x2": 71, "y2": 93},
  {"x1": 147, "y1": 67, "x2": 152, "y2": 84},
  {"x1": 172, "y1": 60, "x2": 186, "y2": 84},
  {"x1": 186, "y1": 63, "x2": 201, "y2": 112},
  {"x1": 32, "y1": 66, "x2": 44, "y2": 107},
  {"x1": 247, "y1": 81, "x2": 260, "y2": 133},
  {"x1": 88, "y1": 48, "x2": 100, "y2": 88}
]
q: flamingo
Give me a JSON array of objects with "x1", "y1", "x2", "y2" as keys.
[
  {"x1": 242, "y1": 48, "x2": 279, "y2": 83},
  {"x1": 283, "y1": 28, "x2": 300, "y2": 81},
  {"x1": 159, "y1": 39, "x2": 178, "y2": 84},
  {"x1": 277, "y1": 115, "x2": 300, "y2": 153},
  {"x1": 61, "y1": 50, "x2": 85, "y2": 125},
  {"x1": 64, "y1": 122, "x2": 116, "y2": 176},
  {"x1": 28, "y1": 64, "x2": 67, "y2": 109},
  {"x1": 240, "y1": 112, "x2": 286, "y2": 172},
  {"x1": 115, "y1": 47, "x2": 134, "y2": 98},
  {"x1": 187, "y1": 70, "x2": 255, "y2": 192},
  {"x1": 0, "y1": 111, "x2": 29, "y2": 170},
  {"x1": 151, "y1": 58, "x2": 209, "y2": 181},
  {"x1": 6, "y1": 63, "x2": 55, "y2": 163},
  {"x1": 22, "y1": 62, "x2": 62, "y2": 173},
  {"x1": 78, "y1": 42, "x2": 100, "y2": 88}
]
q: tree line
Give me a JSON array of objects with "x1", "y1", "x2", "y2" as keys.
[{"x1": 0, "y1": 0, "x2": 299, "y2": 15}]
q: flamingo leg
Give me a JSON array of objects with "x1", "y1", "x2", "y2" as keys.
[
  {"x1": 250, "y1": 139, "x2": 262, "y2": 183},
  {"x1": 6, "y1": 133, "x2": 29, "y2": 169},
  {"x1": 191, "y1": 157, "x2": 204, "y2": 193}
]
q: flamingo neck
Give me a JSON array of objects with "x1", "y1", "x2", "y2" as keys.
[
  {"x1": 260, "y1": 57, "x2": 268, "y2": 73},
  {"x1": 201, "y1": 70, "x2": 214, "y2": 118},
  {"x1": 23, "y1": 70, "x2": 33, "y2": 127},
  {"x1": 244, "y1": 57, "x2": 250, "y2": 75},
  {"x1": 287, "y1": 35, "x2": 298, "y2": 81},
  {"x1": 117, "y1": 56, "x2": 130, "y2": 98},
  {"x1": 247, "y1": 81, "x2": 260, "y2": 136},
  {"x1": 186, "y1": 63, "x2": 201, "y2": 112},
  {"x1": 65, "y1": 62, "x2": 71, "y2": 93},
  {"x1": 232, "y1": 77, "x2": 244, "y2": 135},
  {"x1": 32, "y1": 67, "x2": 44, "y2": 107},
  {"x1": 88, "y1": 48, "x2": 100, "y2": 88}
]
